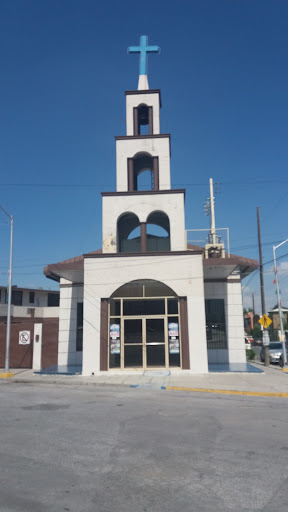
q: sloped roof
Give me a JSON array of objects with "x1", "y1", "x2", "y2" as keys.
[{"x1": 44, "y1": 245, "x2": 258, "y2": 283}]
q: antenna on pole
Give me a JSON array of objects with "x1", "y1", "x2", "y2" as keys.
[
  {"x1": 209, "y1": 178, "x2": 217, "y2": 245},
  {"x1": 204, "y1": 178, "x2": 225, "y2": 259}
]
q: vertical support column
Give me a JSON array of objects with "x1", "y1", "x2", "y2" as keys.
[
  {"x1": 153, "y1": 157, "x2": 159, "y2": 190},
  {"x1": 133, "y1": 107, "x2": 139, "y2": 135},
  {"x1": 148, "y1": 106, "x2": 153, "y2": 135},
  {"x1": 100, "y1": 298, "x2": 109, "y2": 371},
  {"x1": 140, "y1": 222, "x2": 147, "y2": 253},
  {"x1": 127, "y1": 158, "x2": 134, "y2": 191},
  {"x1": 32, "y1": 323, "x2": 42, "y2": 371},
  {"x1": 179, "y1": 297, "x2": 190, "y2": 369}
]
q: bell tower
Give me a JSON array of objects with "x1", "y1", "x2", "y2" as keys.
[{"x1": 102, "y1": 35, "x2": 186, "y2": 254}]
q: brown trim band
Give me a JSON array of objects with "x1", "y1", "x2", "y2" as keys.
[
  {"x1": 204, "y1": 257, "x2": 258, "y2": 267},
  {"x1": 100, "y1": 298, "x2": 109, "y2": 371},
  {"x1": 60, "y1": 283, "x2": 84, "y2": 288},
  {"x1": 204, "y1": 279, "x2": 227, "y2": 283},
  {"x1": 101, "y1": 189, "x2": 185, "y2": 197},
  {"x1": 84, "y1": 250, "x2": 203, "y2": 259},
  {"x1": 179, "y1": 297, "x2": 190, "y2": 370},
  {"x1": 115, "y1": 134, "x2": 170, "y2": 141}
]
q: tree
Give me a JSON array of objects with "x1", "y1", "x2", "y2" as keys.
[{"x1": 252, "y1": 323, "x2": 261, "y2": 340}]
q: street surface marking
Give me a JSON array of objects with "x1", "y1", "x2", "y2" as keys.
[{"x1": 164, "y1": 386, "x2": 288, "y2": 397}]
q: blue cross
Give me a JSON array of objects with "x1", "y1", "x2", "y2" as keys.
[{"x1": 128, "y1": 35, "x2": 160, "y2": 76}]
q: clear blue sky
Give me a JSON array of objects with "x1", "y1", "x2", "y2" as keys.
[{"x1": 0, "y1": 0, "x2": 287, "y2": 312}]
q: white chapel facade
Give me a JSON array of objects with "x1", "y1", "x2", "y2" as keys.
[{"x1": 44, "y1": 36, "x2": 258, "y2": 375}]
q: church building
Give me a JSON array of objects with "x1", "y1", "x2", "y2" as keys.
[{"x1": 44, "y1": 36, "x2": 258, "y2": 375}]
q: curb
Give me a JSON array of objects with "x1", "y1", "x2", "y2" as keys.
[
  {"x1": 1, "y1": 377, "x2": 133, "y2": 388},
  {"x1": 162, "y1": 386, "x2": 288, "y2": 397}
]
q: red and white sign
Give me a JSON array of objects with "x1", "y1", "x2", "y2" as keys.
[{"x1": 19, "y1": 331, "x2": 30, "y2": 345}]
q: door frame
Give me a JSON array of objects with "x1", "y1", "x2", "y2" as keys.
[
  {"x1": 108, "y1": 295, "x2": 182, "y2": 371},
  {"x1": 122, "y1": 316, "x2": 168, "y2": 370}
]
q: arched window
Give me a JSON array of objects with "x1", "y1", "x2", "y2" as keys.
[
  {"x1": 146, "y1": 211, "x2": 170, "y2": 252},
  {"x1": 111, "y1": 279, "x2": 177, "y2": 298},
  {"x1": 117, "y1": 213, "x2": 140, "y2": 253},
  {"x1": 127, "y1": 152, "x2": 159, "y2": 191},
  {"x1": 133, "y1": 104, "x2": 153, "y2": 135}
]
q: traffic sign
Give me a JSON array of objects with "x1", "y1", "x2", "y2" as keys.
[
  {"x1": 258, "y1": 314, "x2": 272, "y2": 329},
  {"x1": 19, "y1": 331, "x2": 30, "y2": 345}
]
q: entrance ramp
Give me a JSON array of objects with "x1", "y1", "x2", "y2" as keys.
[
  {"x1": 143, "y1": 370, "x2": 170, "y2": 377},
  {"x1": 130, "y1": 370, "x2": 171, "y2": 389}
]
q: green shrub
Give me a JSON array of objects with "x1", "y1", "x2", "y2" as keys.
[{"x1": 246, "y1": 349, "x2": 256, "y2": 361}]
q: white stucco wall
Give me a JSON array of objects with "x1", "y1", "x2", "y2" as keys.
[
  {"x1": 102, "y1": 192, "x2": 186, "y2": 253},
  {"x1": 126, "y1": 92, "x2": 160, "y2": 135},
  {"x1": 226, "y1": 279, "x2": 246, "y2": 363},
  {"x1": 204, "y1": 279, "x2": 246, "y2": 364},
  {"x1": 58, "y1": 279, "x2": 83, "y2": 367},
  {"x1": 82, "y1": 253, "x2": 208, "y2": 376},
  {"x1": 0, "y1": 305, "x2": 59, "y2": 318},
  {"x1": 116, "y1": 137, "x2": 171, "y2": 191}
]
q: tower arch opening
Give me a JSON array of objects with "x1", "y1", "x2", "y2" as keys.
[
  {"x1": 146, "y1": 211, "x2": 171, "y2": 252},
  {"x1": 117, "y1": 212, "x2": 140, "y2": 253},
  {"x1": 133, "y1": 103, "x2": 153, "y2": 135},
  {"x1": 127, "y1": 152, "x2": 159, "y2": 192}
]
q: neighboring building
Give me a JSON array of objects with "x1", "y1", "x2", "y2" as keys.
[
  {"x1": 244, "y1": 312, "x2": 254, "y2": 331},
  {"x1": 44, "y1": 36, "x2": 258, "y2": 375},
  {"x1": 0, "y1": 285, "x2": 59, "y2": 307},
  {"x1": 268, "y1": 306, "x2": 288, "y2": 331},
  {"x1": 0, "y1": 286, "x2": 60, "y2": 369}
]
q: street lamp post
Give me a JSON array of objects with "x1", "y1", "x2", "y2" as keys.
[
  {"x1": 0, "y1": 206, "x2": 13, "y2": 375},
  {"x1": 273, "y1": 239, "x2": 288, "y2": 367}
]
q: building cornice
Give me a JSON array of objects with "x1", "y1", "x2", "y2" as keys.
[
  {"x1": 115, "y1": 134, "x2": 170, "y2": 141},
  {"x1": 125, "y1": 89, "x2": 162, "y2": 107},
  {"x1": 101, "y1": 189, "x2": 185, "y2": 198},
  {"x1": 84, "y1": 250, "x2": 203, "y2": 259}
]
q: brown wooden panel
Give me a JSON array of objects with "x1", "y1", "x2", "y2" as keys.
[
  {"x1": 133, "y1": 107, "x2": 139, "y2": 135},
  {"x1": 100, "y1": 298, "x2": 109, "y2": 371},
  {"x1": 179, "y1": 297, "x2": 190, "y2": 369},
  {"x1": 127, "y1": 158, "x2": 134, "y2": 191},
  {"x1": 153, "y1": 157, "x2": 159, "y2": 190},
  {"x1": 148, "y1": 106, "x2": 153, "y2": 135},
  {"x1": 0, "y1": 320, "x2": 34, "y2": 368},
  {"x1": 41, "y1": 319, "x2": 59, "y2": 368},
  {"x1": 140, "y1": 222, "x2": 147, "y2": 252},
  {"x1": 0, "y1": 317, "x2": 59, "y2": 369}
]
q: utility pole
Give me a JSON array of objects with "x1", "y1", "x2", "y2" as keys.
[
  {"x1": 0, "y1": 205, "x2": 14, "y2": 378},
  {"x1": 252, "y1": 293, "x2": 255, "y2": 316},
  {"x1": 257, "y1": 206, "x2": 270, "y2": 366},
  {"x1": 273, "y1": 239, "x2": 288, "y2": 367}
]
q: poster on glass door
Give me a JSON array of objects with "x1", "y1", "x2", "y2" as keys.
[
  {"x1": 168, "y1": 322, "x2": 179, "y2": 354},
  {"x1": 110, "y1": 323, "x2": 120, "y2": 354}
]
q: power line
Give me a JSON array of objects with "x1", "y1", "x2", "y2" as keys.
[{"x1": 1, "y1": 179, "x2": 288, "y2": 189}]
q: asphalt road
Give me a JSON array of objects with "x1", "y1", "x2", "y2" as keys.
[{"x1": 0, "y1": 383, "x2": 288, "y2": 512}]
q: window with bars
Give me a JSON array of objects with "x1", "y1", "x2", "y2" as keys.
[{"x1": 205, "y1": 299, "x2": 227, "y2": 349}]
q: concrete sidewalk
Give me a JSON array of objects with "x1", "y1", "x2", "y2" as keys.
[{"x1": 1, "y1": 363, "x2": 288, "y2": 396}]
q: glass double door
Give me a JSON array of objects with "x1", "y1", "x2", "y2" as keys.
[{"x1": 123, "y1": 317, "x2": 167, "y2": 369}]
